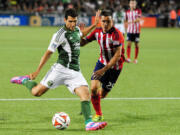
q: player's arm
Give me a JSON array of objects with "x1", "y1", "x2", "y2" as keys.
[
  {"x1": 81, "y1": 10, "x2": 101, "y2": 38},
  {"x1": 93, "y1": 46, "x2": 122, "y2": 79},
  {"x1": 134, "y1": 9, "x2": 142, "y2": 23},
  {"x1": 30, "y1": 50, "x2": 53, "y2": 80},
  {"x1": 30, "y1": 33, "x2": 59, "y2": 80},
  {"x1": 133, "y1": 17, "x2": 141, "y2": 23},
  {"x1": 80, "y1": 26, "x2": 97, "y2": 47},
  {"x1": 80, "y1": 38, "x2": 90, "y2": 47}
]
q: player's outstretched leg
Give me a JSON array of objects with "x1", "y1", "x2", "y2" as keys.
[
  {"x1": 11, "y1": 75, "x2": 30, "y2": 84},
  {"x1": 11, "y1": 75, "x2": 38, "y2": 93}
]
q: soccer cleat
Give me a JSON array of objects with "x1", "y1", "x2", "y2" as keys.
[
  {"x1": 133, "y1": 59, "x2": 138, "y2": 64},
  {"x1": 92, "y1": 114, "x2": 104, "y2": 122},
  {"x1": 85, "y1": 121, "x2": 107, "y2": 131},
  {"x1": 10, "y1": 75, "x2": 30, "y2": 84},
  {"x1": 125, "y1": 58, "x2": 131, "y2": 63}
]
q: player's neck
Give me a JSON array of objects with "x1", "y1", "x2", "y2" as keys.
[
  {"x1": 64, "y1": 25, "x2": 75, "y2": 31},
  {"x1": 103, "y1": 27, "x2": 113, "y2": 33}
]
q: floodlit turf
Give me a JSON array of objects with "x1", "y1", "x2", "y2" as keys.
[{"x1": 0, "y1": 26, "x2": 180, "y2": 135}]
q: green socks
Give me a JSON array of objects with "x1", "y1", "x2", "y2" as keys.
[
  {"x1": 81, "y1": 101, "x2": 92, "y2": 124},
  {"x1": 22, "y1": 80, "x2": 37, "y2": 91}
]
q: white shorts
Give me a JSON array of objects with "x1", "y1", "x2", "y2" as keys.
[
  {"x1": 40, "y1": 63, "x2": 88, "y2": 94},
  {"x1": 115, "y1": 24, "x2": 125, "y2": 34}
]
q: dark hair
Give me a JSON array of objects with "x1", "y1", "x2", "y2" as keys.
[
  {"x1": 101, "y1": 10, "x2": 112, "y2": 17},
  {"x1": 65, "y1": 8, "x2": 78, "y2": 19}
]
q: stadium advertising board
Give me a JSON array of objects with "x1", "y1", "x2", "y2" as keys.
[
  {"x1": 92, "y1": 16, "x2": 157, "y2": 28},
  {"x1": 0, "y1": 15, "x2": 29, "y2": 26},
  {"x1": 178, "y1": 16, "x2": 180, "y2": 26},
  {"x1": 30, "y1": 15, "x2": 91, "y2": 26},
  {"x1": 140, "y1": 17, "x2": 157, "y2": 28}
]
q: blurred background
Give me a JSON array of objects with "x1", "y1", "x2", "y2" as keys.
[{"x1": 0, "y1": 0, "x2": 179, "y2": 28}]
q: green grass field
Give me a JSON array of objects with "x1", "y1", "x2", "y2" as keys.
[{"x1": 0, "y1": 26, "x2": 180, "y2": 135}]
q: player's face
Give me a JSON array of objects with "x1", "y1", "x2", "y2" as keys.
[
  {"x1": 129, "y1": 1, "x2": 137, "y2": 10},
  {"x1": 101, "y1": 16, "x2": 113, "y2": 33},
  {"x1": 64, "y1": 16, "x2": 77, "y2": 31}
]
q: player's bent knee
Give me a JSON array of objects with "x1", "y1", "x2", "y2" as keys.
[
  {"x1": 31, "y1": 91, "x2": 41, "y2": 97},
  {"x1": 91, "y1": 85, "x2": 98, "y2": 92},
  {"x1": 31, "y1": 89, "x2": 42, "y2": 97},
  {"x1": 31, "y1": 85, "x2": 48, "y2": 97}
]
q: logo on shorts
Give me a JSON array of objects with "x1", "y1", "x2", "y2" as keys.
[
  {"x1": 106, "y1": 82, "x2": 114, "y2": 90},
  {"x1": 47, "y1": 80, "x2": 54, "y2": 87}
]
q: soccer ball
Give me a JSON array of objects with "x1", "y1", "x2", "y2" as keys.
[{"x1": 52, "y1": 112, "x2": 70, "y2": 130}]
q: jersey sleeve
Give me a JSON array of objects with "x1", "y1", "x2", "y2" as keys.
[
  {"x1": 86, "y1": 28, "x2": 97, "y2": 42},
  {"x1": 48, "y1": 33, "x2": 63, "y2": 53},
  {"x1": 113, "y1": 30, "x2": 124, "y2": 47}
]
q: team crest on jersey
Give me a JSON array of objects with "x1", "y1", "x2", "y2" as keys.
[
  {"x1": 61, "y1": 41, "x2": 66, "y2": 47},
  {"x1": 47, "y1": 80, "x2": 54, "y2": 87},
  {"x1": 52, "y1": 43, "x2": 57, "y2": 48}
]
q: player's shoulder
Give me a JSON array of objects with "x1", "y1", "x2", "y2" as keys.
[
  {"x1": 56, "y1": 27, "x2": 65, "y2": 36},
  {"x1": 112, "y1": 27, "x2": 124, "y2": 40},
  {"x1": 54, "y1": 27, "x2": 66, "y2": 42},
  {"x1": 113, "y1": 27, "x2": 122, "y2": 35},
  {"x1": 135, "y1": 8, "x2": 142, "y2": 12},
  {"x1": 126, "y1": 9, "x2": 131, "y2": 13}
]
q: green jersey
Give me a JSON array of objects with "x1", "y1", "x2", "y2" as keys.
[
  {"x1": 48, "y1": 26, "x2": 82, "y2": 71},
  {"x1": 113, "y1": 11, "x2": 125, "y2": 24}
]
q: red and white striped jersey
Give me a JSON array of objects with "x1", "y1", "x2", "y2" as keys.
[
  {"x1": 125, "y1": 8, "x2": 142, "y2": 33},
  {"x1": 86, "y1": 27, "x2": 125, "y2": 70}
]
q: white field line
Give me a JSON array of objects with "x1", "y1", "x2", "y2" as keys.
[{"x1": 1, "y1": 97, "x2": 180, "y2": 101}]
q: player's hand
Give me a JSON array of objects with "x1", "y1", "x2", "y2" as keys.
[
  {"x1": 94, "y1": 10, "x2": 101, "y2": 26},
  {"x1": 93, "y1": 68, "x2": 106, "y2": 80},
  {"x1": 78, "y1": 22, "x2": 85, "y2": 31},
  {"x1": 30, "y1": 71, "x2": 39, "y2": 80}
]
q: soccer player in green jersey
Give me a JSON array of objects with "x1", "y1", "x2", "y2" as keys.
[{"x1": 11, "y1": 8, "x2": 107, "y2": 131}]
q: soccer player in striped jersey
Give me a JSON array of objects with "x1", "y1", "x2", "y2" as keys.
[
  {"x1": 81, "y1": 10, "x2": 125, "y2": 122},
  {"x1": 10, "y1": 8, "x2": 107, "y2": 131},
  {"x1": 125, "y1": 0, "x2": 141, "y2": 64}
]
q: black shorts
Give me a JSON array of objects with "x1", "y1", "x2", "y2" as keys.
[
  {"x1": 127, "y1": 33, "x2": 140, "y2": 43},
  {"x1": 91, "y1": 61, "x2": 121, "y2": 92}
]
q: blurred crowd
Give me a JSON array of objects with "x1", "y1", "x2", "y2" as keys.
[{"x1": 0, "y1": 0, "x2": 180, "y2": 16}]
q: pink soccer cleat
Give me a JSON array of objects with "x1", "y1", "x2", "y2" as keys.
[
  {"x1": 85, "y1": 121, "x2": 107, "y2": 131},
  {"x1": 10, "y1": 75, "x2": 30, "y2": 84}
]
